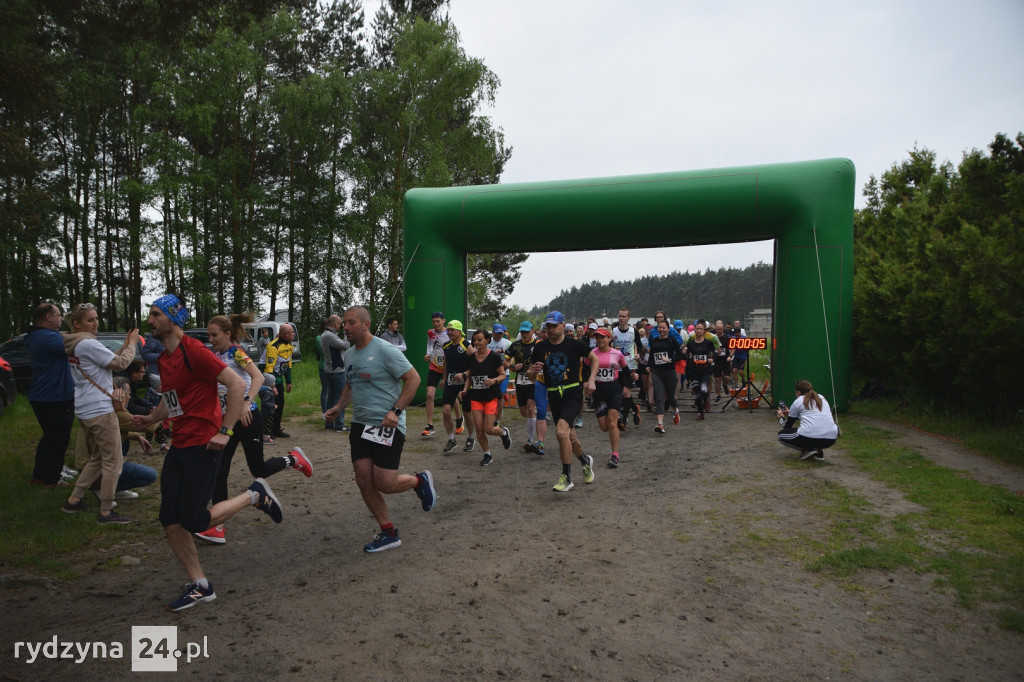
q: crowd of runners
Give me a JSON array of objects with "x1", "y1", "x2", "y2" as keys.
[
  {"x1": 418, "y1": 308, "x2": 759, "y2": 492},
  {"x1": 25, "y1": 296, "x2": 835, "y2": 613}
]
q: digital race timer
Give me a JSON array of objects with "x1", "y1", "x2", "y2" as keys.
[{"x1": 727, "y1": 337, "x2": 767, "y2": 350}]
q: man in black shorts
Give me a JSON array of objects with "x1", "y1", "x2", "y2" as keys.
[
  {"x1": 326, "y1": 305, "x2": 435, "y2": 553},
  {"x1": 528, "y1": 311, "x2": 594, "y2": 492},
  {"x1": 506, "y1": 320, "x2": 541, "y2": 453},
  {"x1": 439, "y1": 321, "x2": 474, "y2": 453},
  {"x1": 132, "y1": 294, "x2": 286, "y2": 611}
]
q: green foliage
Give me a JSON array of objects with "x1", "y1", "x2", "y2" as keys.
[
  {"x1": 467, "y1": 252, "x2": 529, "y2": 322},
  {"x1": 853, "y1": 133, "x2": 1024, "y2": 419},
  {"x1": 0, "y1": 0, "x2": 519, "y2": 344}
]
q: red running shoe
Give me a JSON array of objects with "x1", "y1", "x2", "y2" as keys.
[
  {"x1": 195, "y1": 526, "x2": 226, "y2": 544},
  {"x1": 290, "y1": 447, "x2": 313, "y2": 477}
]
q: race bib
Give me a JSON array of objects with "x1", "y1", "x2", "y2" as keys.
[
  {"x1": 360, "y1": 424, "x2": 395, "y2": 447},
  {"x1": 218, "y1": 392, "x2": 228, "y2": 414},
  {"x1": 432, "y1": 351, "x2": 444, "y2": 366},
  {"x1": 654, "y1": 351, "x2": 670, "y2": 365},
  {"x1": 595, "y1": 367, "x2": 616, "y2": 382},
  {"x1": 471, "y1": 375, "x2": 489, "y2": 390},
  {"x1": 515, "y1": 371, "x2": 533, "y2": 386},
  {"x1": 163, "y1": 389, "x2": 183, "y2": 418},
  {"x1": 693, "y1": 354, "x2": 709, "y2": 365},
  {"x1": 447, "y1": 372, "x2": 460, "y2": 386}
]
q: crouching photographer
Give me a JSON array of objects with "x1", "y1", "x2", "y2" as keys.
[{"x1": 777, "y1": 379, "x2": 838, "y2": 462}]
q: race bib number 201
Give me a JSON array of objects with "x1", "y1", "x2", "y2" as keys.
[
  {"x1": 163, "y1": 389, "x2": 183, "y2": 418},
  {"x1": 361, "y1": 425, "x2": 395, "y2": 447}
]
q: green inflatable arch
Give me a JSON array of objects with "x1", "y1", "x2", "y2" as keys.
[{"x1": 401, "y1": 158, "x2": 855, "y2": 411}]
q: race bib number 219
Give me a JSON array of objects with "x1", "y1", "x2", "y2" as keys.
[{"x1": 361, "y1": 425, "x2": 395, "y2": 447}]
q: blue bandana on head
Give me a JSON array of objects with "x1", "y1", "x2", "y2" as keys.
[{"x1": 152, "y1": 294, "x2": 190, "y2": 328}]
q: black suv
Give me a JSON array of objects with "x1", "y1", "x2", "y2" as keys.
[{"x1": 0, "y1": 332, "x2": 145, "y2": 394}]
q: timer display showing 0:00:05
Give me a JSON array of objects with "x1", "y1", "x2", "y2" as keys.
[{"x1": 727, "y1": 337, "x2": 767, "y2": 350}]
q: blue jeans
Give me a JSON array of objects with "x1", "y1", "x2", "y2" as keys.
[
  {"x1": 325, "y1": 371, "x2": 346, "y2": 428},
  {"x1": 118, "y1": 460, "x2": 158, "y2": 492}
]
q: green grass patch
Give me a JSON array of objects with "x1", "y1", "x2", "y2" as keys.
[
  {"x1": 849, "y1": 397, "x2": 1024, "y2": 468},
  {"x1": 283, "y1": 359, "x2": 327, "y2": 417},
  {"x1": 801, "y1": 420, "x2": 1024, "y2": 629},
  {"x1": 0, "y1": 397, "x2": 164, "y2": 577}
]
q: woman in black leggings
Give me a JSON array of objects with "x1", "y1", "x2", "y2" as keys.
[
  {"x1": 648, "y1": 320, "x2": 682, "y2": 433},
  {"x1": 684, "y1": 320, "x2": 717, "y2": 421},
  {"x1": 195, "y1": 314, "x2": 313, "y2": 544}
]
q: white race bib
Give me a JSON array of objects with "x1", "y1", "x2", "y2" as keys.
[
  {"x1": 432, "y1": 351, "x2": 444, "y2": 366},
  {"x1": 471, "y1": 375, "x2": 489, "y2": 390},
  {"x1": 595, "y1": 367, "x2": 615, "y2": 382},
  {"x1": 515, "y1": 372, "x2": 533, "y2": 386},
  {"x1": 360, "y1": 424, "x2": 395, "y2": 447},
  {"x1": 654, "y1": 351, "x2": 670, "y2": 366},
  {"x1": 218, "y1": 392, "x2": 228, "y2": 414},
  {"x1": 446, "y1": 372, "x2": 460, "y2": 386},
  {"x1": 163, "y1": 389, "x2": 183, "y2": 418}
]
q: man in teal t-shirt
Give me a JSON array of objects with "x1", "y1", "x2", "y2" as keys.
[{"x1": 325, "y1": 305, "x2": 436, "y2": 554}]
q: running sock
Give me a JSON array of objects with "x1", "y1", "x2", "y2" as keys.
[
  {"x1": 282, "y1": 455, "x2": 293, "y2": 467},
  {"x1": 527, "y1": 417, "x2": 536, "y2": 442},
  {"x1": 247, "y1": 489, "x2": 259, "y2": 505},
  {"x1": 195, "y1": 577, "x2": 209, "y2": 589},
  {"x1": 380, "y1": 522, "x2": 396, "y2": 535},
  {"x1": 577, "y1": 453, "x2": 588, "y2": 465},
  {"x1": 562, "y1": 462, "x2": 571, "y2": 477}
]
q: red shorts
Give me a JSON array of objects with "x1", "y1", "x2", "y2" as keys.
[{"x1": 470, "y1": 398, "x2": 499, "y2": 415}]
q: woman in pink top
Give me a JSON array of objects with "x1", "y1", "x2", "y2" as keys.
[{"x1": 584, "y1": 328, "x2": 634, "y2": 468}]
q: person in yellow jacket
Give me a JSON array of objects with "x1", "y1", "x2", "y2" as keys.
[{"x1": 264, "y1": 324, "x2": 295, "y2": 439}]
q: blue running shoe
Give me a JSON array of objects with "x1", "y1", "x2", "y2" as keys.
[
  {"x1": 248, "y1": 478, "x2": 283, "y2": 523},
  {"x1": 166, "y1": 581, "x2": 216, "y2": 611},
  {"x1": 415, "y1": 471, "x2": 436, "y2": 511},
  {"x1": 364, "y1": 531, "x2": 401, "y2": 553}
]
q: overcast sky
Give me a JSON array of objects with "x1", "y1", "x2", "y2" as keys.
[{"x1": 429, "y1": 0, "x2": 1024, "y2": 311}]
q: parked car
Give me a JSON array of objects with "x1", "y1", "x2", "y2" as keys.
[
  {"x1": 243, "y1": 321, "x2": 302, "y2": 363},
  {"x1": 0, "y1": 336, "x2": 32, "y2": 393},
  {"x1": 183, "y1": 327, "x2": 259, "y2": 360},
  {"x1": 0, "y1": 332, "x2": 145, "y2": 394},
  {"x1": 0, "y1": 355, "x2": 16, "y2": 417}
]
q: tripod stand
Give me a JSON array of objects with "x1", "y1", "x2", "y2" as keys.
[{"x1": 719, "y1": 361, "x2": 775, "y2": 412}]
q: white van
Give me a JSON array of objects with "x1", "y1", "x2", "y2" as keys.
[{"x1": 243, "y1": 321, "x2": 302, "y2": 363}]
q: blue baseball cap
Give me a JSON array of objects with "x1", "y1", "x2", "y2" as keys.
[
  {"x1": 151, "y1": 294, "x2": 189, "y2": 328},
  {"x1": 673, "y1": 319, "x2": 684, "y2": 329},
  {"x1": 492, "y1": 323, "x2": 507, "y2": 333},
  {"x1": 519, "y1": 320, "x2": 534, "y2": 332},
  {"x1": 431, "y1": 311, "x2": 444, "y2": 319},
  {"x1": 543, "y1": 311, "x2": 565, "y2": 326}
]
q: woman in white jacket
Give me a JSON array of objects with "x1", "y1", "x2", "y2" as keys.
[
  {"x1": 777, "y1": 379, "x2": 839, "y2": 461},
  {"x1": 60, "y1": 303, "x2": 139, "y2": 523}
]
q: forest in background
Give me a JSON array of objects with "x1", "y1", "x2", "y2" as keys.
[
  {"x1": 522, "y1": 262, "x2": 773, "y2": 325},
  {"x1": 0, "y1": 0, "x2": 524, "y2": 338},
  {"x1": 2, "y1": 2, "x2": 1020, "y2": 418}
]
